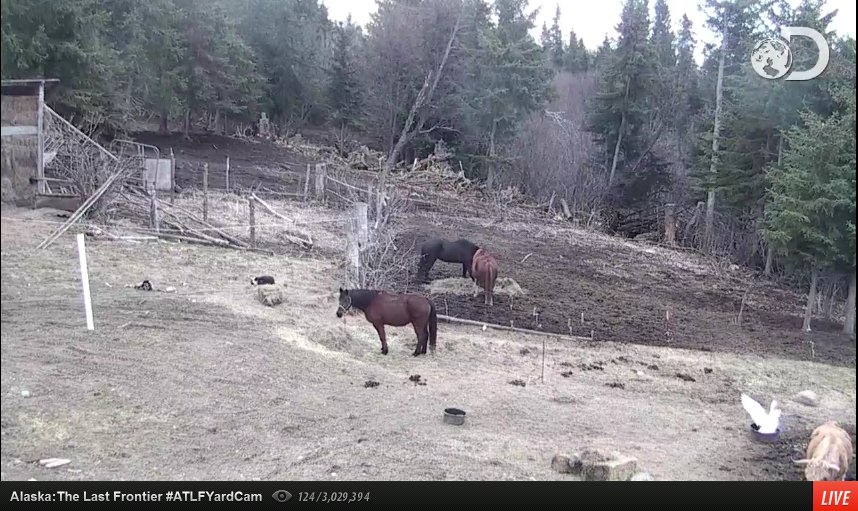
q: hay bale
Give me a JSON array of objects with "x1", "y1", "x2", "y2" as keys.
[
  {"x1": 427, "y1": 277, "x2": 478, "y2": 296},
  {"x1": 256, "y1": 284, "x2": 285, "y2": 307},
  {"x1": 427, "y1": 276, "x2": 526, "y2": 297},
  {"x1": 580, "y1": 450, "x2": 638, "y2": 481},
  {"x1": 494, "y1": 277, "x2": 525, "y2": 296}
]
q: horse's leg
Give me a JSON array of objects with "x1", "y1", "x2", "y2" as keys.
[
  {"x1": 420, "y1": 318, "x2": 429, "y2": 355},
  {"x1": 373, "y1": 323, "x2": 389, "y2": 355},
  {"x1": 420, "y1": 255, "x2": 436, "y2": 282},
  {"x1": 462, "y1": 262, "x2": 468, "y2": 278},
  {"x1": 411, "y1": 322, "x2": 427, "y2": 356}
]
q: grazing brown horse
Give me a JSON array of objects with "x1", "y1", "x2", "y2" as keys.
[
  {"x1": 336, "y1": 288, "x2": 437, "y2": 356},
  {"x1": 470, "y1": 248, "x2": 499, "y2": 306}
]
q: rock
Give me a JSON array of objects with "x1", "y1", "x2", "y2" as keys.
[
  {"x1": 551, "y1": 454, "x2": 573, "y2": 474},
  {"x1": 793, "y1": 390, "x2": 820, "y2": 407},
  {"x1": 551, "y1": 453, "x2": 584, "y2": 476},
  {"x1": 580, "y1": 451, "x2": 638, "y2": 481},
  {"x1": 630, "y1": 471, "x2": 654, "y2": 481},
  {"x1": 256, "y1": 284, "x2": 285, "y2": 307},
  {"x1": 21, "y1": 390, "x2": 31, "y2": 398}
]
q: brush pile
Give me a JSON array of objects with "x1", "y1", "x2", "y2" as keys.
[{"x1": 118, "y1": 187, "x2": 256, "y2": 250}]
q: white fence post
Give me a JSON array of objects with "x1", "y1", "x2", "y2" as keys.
[{"x1": 76, "y1": 233, "x2": 94, "y2": 331}]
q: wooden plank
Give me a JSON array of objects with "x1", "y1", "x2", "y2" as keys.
[{"x1": 1, "y1": 125, "x2": 38, "y2": 136}]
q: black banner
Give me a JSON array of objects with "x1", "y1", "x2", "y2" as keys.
[{"x1": 2, "y1": 481, "x2": 813, "y2": 508}]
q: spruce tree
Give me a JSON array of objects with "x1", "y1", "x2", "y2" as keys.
[
  {"x1": 549, "y1": 4, "x2": 565, "y2": 69},
  {"x1": 328, "y1": 20, "x2": 364, "y2": 130},
  {"x1": 764, "y1": 86, "x2": 856, "y2": 331},
  {"x1": 588, "y1": 0, "x2": 655, "y2": 188}
]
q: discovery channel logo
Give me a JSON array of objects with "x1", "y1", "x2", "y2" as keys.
[{"x1": 751, "y1": 26, "x2": 830, "y2": 81}]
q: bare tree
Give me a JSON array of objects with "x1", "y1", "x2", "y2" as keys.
[
  {"x1": 705, "y1": 9, "x2": 728, "y2": 244},
  {"x1": 373, "y1": 5, "x2": 464, "y2": 229},
  {"x1": 507, "y1": 72, "x2": 605, "y2": 216}
]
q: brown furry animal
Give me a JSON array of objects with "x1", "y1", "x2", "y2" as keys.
[
  {"x1": 794, "y1": 421, "x2": 854, "y2": 481},
  {"x1": 470, "y1": 248, "x2": 499, "y2": 306}
]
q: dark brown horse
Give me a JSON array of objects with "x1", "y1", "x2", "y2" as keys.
[
  {"x1": 337, "y1": 288, "x2": 438, "y2": 356},
  {"x1": 417, "y1": 238, "x2": 479, "y2": 282},
  {"x1": 470, "y1": 248, "x2": 499, "y2": 306}
]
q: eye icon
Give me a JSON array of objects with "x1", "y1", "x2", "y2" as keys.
[{"x1": 272, "y1": 490, "x2": 292, "y2": 503}]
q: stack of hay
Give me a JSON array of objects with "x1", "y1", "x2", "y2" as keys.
[{"x1": 256, "y1": 284, "x2": 286, "y2": 307}]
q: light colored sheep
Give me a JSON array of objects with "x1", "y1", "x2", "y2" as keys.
[{"x1": 794, "y1": 421, "x2": 854, "y2": 481}]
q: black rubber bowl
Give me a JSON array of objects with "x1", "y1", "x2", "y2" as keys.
[
  {"x1": 443, "y1": 408, "x2": 466, "y2": 426},
  {"x1": 750, "y1": 423, "x2": 781, "y2": 443}
]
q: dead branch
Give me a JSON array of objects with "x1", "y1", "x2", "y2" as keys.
[
  {"x1": 250, "y1": 192, "x2": 313, "y2": 248},
  {"x1": 157, "y1": 199, "x2": 249, "y2": 248}
]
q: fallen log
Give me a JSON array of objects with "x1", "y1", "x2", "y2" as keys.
[{"x1": 436, "y1": 314, "x2": 592, "y2": 342}]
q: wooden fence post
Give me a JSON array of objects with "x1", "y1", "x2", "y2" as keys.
[
  {"x1": 355, "y1": 201, "x2": 368, "y2": 247},
  {"x1": 314, "y1": 163, "x2": 326, "y2": 201},
  {"x1": 664, "y1": 203, "x2": 676, "y2": 246},
  {"x1": 149, "y1": 190, "x2": 160, "y2": 233},
  {"x1": 169, "y1": 148, "x2": 176, "y2": 204},
  {"x1": 559, "y1": 198, "x2": 572, "y2": 219},
  {"x1": 303, "y1": 163, "x2": 311, "y2": 201},
  {"x1": 203, "y1": 162, "x2": 209, "y2": 221},
  {"x1": 348, "y1": 202, "x2": 369, "y2": 287},
  {"x1": 225, "y1": 155, "x2": 230, "y2": 194},
  {"x1": 249, "y1": 196, "x2": 256, "y2": 247}
]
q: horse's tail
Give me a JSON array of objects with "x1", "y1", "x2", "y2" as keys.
[{"x1": 428, "y1": 300, "x2": 438, "y2": 352}]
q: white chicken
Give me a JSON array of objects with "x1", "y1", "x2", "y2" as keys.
[{"x1": 741, "y1": 393, "x2": 781, "y2": 434}]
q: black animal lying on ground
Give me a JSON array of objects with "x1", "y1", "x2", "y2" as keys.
[
  {"x1": 134, "y1": 280, "x2": 152, "y2": 291},
  {"x1": 251, "y1": 276, "x2": 275, "y2": 285}
]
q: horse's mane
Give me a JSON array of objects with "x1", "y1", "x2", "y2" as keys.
[{"x1": 348, "y1": 289, "x2": 380, "y2": 310}]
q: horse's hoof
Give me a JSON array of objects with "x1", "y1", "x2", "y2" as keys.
[{"x1": 381, "y1": 349, "x2": 389, "y2": 355}]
